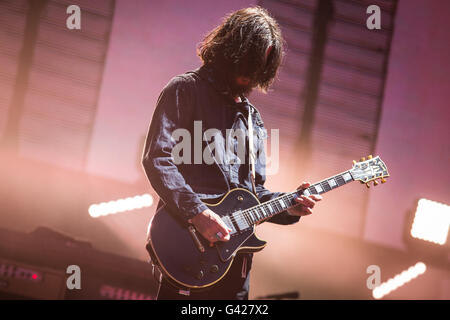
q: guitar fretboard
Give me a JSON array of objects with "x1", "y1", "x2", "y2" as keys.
[{"x1": 224, "y1": 170, "x2": 354, "y2": 233}]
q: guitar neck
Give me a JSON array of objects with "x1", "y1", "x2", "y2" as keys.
[{"x1": 240, "y1": 170, "x2": 354, "y2": 226}]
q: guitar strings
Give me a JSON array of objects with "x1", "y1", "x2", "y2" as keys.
[
  {"x1": 227, "y1": 189, "x2": 302, "y2": 229},
  {"x1": 230, "y1": 190, "x2": 297, "y2": 225},
  {"x1": 225, "y1": 171, "x2": 352, "y2": 231}
]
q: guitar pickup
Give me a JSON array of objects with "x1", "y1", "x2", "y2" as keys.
[{"x1": 221, "y1": 215, "x2": 238, "y2": 235}]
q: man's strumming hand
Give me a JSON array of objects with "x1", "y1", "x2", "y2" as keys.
[{"x1": 188, "y1": 209, "x2": 231, "y2": 246}]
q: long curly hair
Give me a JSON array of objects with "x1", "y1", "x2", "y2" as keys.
[{"x1": 197, "y1": 6, "x2": 285, "y2": 93}]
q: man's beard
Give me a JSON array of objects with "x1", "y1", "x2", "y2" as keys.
[
  {"x1": 226, "y1": 74, "x2": 256, "y2": 97},
  {"x1": 212, "y1": 65, "x2": 256, "y2": 97},
  {"x1": 228, "y1": 82, "x2": 254, "y2": 97}
]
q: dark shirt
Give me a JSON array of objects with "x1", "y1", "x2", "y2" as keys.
[{"x1": 142, "y1": 65, "x2": 300, "y2": 226}]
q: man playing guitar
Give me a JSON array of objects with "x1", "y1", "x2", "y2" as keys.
[{"x1": 142, "y1": 6, "x2": 322, "y2": 300}]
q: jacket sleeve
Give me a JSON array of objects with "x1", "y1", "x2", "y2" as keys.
[
  {"x1": 141, "y1": 76, "x2": 208, "y2": 222},
  {"x1": 253, "y1": 123, "x2": 300, "y2": 225}
]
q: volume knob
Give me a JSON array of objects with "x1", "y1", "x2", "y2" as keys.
[
  {"x1": 210, "y1": 265, "x2": 219, "y2": 273},
  {"x1": 196, "y1": 270, "x2": 204, "y2": 279}
]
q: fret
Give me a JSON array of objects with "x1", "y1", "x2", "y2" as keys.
[
  {"x1": 236, "y1": 170, "x2": 356, "y2": 228},
  {"x1": 321, "y1": 181, "x2": 332, "y2": 192},
  {"x1": 328, "y1": 178, "x2": 337, "y2": 188},
  {"x1": 251, "y1": 209, "x2": 260, "y2": 222},
  {"x1": 244, "y1": 210, "x2": 253, "y2": 225},
  {"x1": 334, "y1": 171, "x2": 353, "y2": 186},
  {"x1": 267, "y1": 202, "x2": 274, "y2": 214},
  {"x1": 256, "y1": 208, "x2": 262, "y2": 221},
  {"x1": 287, "y1": 195, "x2": 297, "y2": 207},
  {"x1": 260, "y1": 204, "x2": 266, "y2": 216},
  {"x1": 272, "y1": 200, "x2": 281, "y2": 212},
  {"x1": 313, "y1": 184, "x2": 320, "y2": 194},
  {"x1": 284, "y1": 195, "x2": 295, "y2": 207},
  {"x1": 247, "y1": 209, "x2": 254, "y2": 221},
  {"x1": 250, "y1": 209, "x2": 258, "y2": 222},
  {"x1": 272, "y1": 201, "x2": 279, "y2": 212},
  {"x1": 320, "y1": 181, "x2": 328, "y2": 192},
  {"x1": 257, "y1": 207, "x2": 264, "y2": 219},
  {"x1": 336, "y1": 175, "x2": 346, "y2": 186},
  {"x1": 242, "y1": 210, "x2": 249, "y2": 224},
  {"x1": 284, "y1": 196, "x2": 294, "y2": 207},
  {"x1": 267, "y1": 203, "x2": 274, "y2": 215},
  {"x1": 247, "y1": 209, "x2": 255, "y2": 223},
  {"x1": 261, "y1": 207, "x2": 267, "y2": 217},
  {"x1": 308, "y1": 186, "x2": 318, "y2": 195},
  {"x1": 314, "y1": 184, "x2": 323, "y2": 194},
  {"x1": 277, "y1": 199, "x2": 284, "y2": 209},
  {"x1": 262, "y1": 205, "x2": 270, "y2": 218},
  {"x1": 269, "y1": 204, "x2": 276, "y2": 217},
  {"x1": 342, "y1": 172, "x2": 353, "y2": 182},
  {"x1": 256, "y1": 207, "x2": 262, "y2": 219},
  {"x1": 250, "y1": 210, "x2": 257, "y2": 224}
]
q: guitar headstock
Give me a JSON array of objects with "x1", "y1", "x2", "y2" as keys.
[{"x1": 350, "y1": 155, "x2": 390, "y2": 188}]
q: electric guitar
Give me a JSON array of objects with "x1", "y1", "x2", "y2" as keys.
[{"x1": 146, "y1": 155, "x2": 389, "y2": 290}]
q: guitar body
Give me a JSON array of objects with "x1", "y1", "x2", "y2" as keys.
[{"x1": 146, "y1": 188, "x2": 267, "y2": 290}]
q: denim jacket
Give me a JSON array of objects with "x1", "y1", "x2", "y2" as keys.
[{"x1": 142, "y1": 65, "x2": 300, "y2": 226}]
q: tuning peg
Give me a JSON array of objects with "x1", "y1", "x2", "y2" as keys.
[
  {"x1": 353, "y1": 160, "x2": 357, "y2": 165},
  {"x1": 366, "y1": 183, "x2": 370, "y2": 188},
  {"x1": 381, "y1": 178, "x2": 386, "y2": 183},
  {"x1": 373, "y1": 180, "x2": 379, "y2": 186},
  {"x1": 360, "y1": 157, "x2": 366, "y2": 162},
  {"x1": 368, "y1": 155, "x2": 373, "y2": 159}
]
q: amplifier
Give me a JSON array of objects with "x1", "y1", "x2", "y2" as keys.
[
  {"x1": 0, "y1": 227, "x2": 158, "y2": 300},
  {"x1": 0, "y1": 258, "x2": 66, "y2": 299}
]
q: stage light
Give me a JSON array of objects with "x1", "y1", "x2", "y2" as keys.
[
  {"x1": 89, "y1": 194, "x2": 153, "y2": 218},
  {"x1": 372, "y1": 262, "x2": 426, "y2": 299},
  {"x1": 410, "y1": 198, "x2": 450, "y2": 245}
]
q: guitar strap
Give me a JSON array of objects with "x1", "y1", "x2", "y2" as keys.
[
  {"x1": 244, "y1": 104, "x2": 256, "y2": 279},
  {"x1": 247, "y1": 105, "x2": 257, "y2": 196}
]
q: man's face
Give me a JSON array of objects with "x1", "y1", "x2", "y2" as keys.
[
  {"x1": 232, "y1": 76, "x2": 254, "y2": 96},
  {"x1": 231, "y1": 45, "x2": 273, "y2": 97}
]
